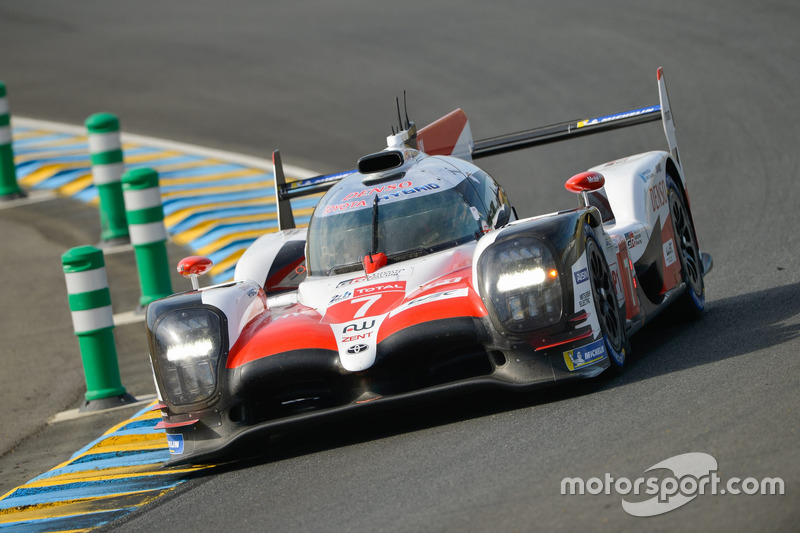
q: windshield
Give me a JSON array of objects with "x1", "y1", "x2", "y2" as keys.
[{"x1": 307, "y1": 184, "x2": 483, "y2": 275}]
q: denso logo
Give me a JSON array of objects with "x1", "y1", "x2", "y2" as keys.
[
  {"x1": 342, "y1": 181, "x2": 413, "y2": 201},
  {"x1": 649, "y1": 180, "x2": 668, "y2": 212},
  {"x1": 342, "y1": 320, "x2": 376, "y2": 333},
  {"x1": 574, "y1": 268, "x2": 589, "y2": 284}
]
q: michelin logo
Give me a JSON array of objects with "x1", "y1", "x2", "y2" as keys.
[
  {"x1": 564, "y1": 338, "x2": 606, "y2": 371},
  {"x1": 167, "y1": 433, "x2": 184, "y2": 454}
]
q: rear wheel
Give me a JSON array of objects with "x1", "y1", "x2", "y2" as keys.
[
  {"x1": 667, "y1": 175, "x2": 705, "y2": 319},
  {"x1": 585, "y1": 226, "x2": 627, "y2": 371}
]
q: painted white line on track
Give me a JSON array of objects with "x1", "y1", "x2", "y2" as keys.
[
  {"x1": 12, "y1": 116, "x2": 320, "y2": 179},
  {"x1": 0, "y1": 189, "x2": 56, "y2": 210},
  {"x1": 101, "y1": 243, "x2": 135, "y2": 255},
  {"x1": 113, "y1": 309, "x2": 146, "y2": 326}
]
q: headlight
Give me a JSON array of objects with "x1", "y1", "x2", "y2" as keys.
[
  {"x1": 479, "y1": 237, "x2": 563, "y2": 332},
  {"x1": 153, "y1": 308, "x2": 224, "y2": 406}
]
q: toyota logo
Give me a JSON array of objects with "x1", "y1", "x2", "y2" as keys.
[{"x1": 346, "y1": 344, "x2": 369, "y2": 354}]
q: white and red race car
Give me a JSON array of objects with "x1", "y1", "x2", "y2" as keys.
[{"x1": 147, "y1": 68, "x2": 712, "y2": 463}]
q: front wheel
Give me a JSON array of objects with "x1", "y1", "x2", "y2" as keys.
[
  {"x1": 585, "y1": 226, "x2": 628, "y2": 372},
  {"x1": 667, "y1": 175, "x2": 705, "y2": 319}
]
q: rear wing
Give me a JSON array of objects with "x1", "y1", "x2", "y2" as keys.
[{"x1": 273, "y1": 67, "x2": 680, "y2": 230}]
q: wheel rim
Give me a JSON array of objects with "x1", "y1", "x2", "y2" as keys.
[
  {"x1": 586, "y1": 239, "x2": 624, "y2": 352},
  {"x1": 669, "y1": 188, "x2": 703, "y2": 297}
]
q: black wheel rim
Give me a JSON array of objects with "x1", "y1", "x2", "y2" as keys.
[
  {"x1": 586, "y1": 239, "x2": 624, "y2": 352},
  {"x1": 669, "y1": 187, "x2": 703, "y2": 297}
]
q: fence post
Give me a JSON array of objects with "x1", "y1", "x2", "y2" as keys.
[
  {"x1": 62, "y1": 245, "x2": 136, "y2": 410},
  {"x1": 0, "y1": 82, "x2": 24, "y2": 200},
  {"x1": 122, "y1": 167, "x2": 173, "y2": 307},
  {"x1": 85, "y1": 113, "x2": 129, "y2": 245}
]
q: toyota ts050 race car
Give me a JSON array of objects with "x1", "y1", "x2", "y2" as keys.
[{"x1": 147, "y1": 68, "x2": 712, "y2": 464}]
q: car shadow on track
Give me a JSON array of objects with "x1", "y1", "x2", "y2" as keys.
[
  {"x1": 196, "y1": 281, "x2": 800, "y2": 476},
  {"x1": 622, "y1": 280, "x2": 800, "y2": 383}
]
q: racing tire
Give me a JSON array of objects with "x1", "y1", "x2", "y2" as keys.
[
  {"x1": 667, "y1": 175, "x2": 705, "y2": 320},
  {"x1": 584, "y1": 225, "x2": 628, "y2": 372}
]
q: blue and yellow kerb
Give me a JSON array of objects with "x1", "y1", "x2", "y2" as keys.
[
  {"x1": 9, "y1": 121, "x2": 322, "y2": 281},
  {"x1": 0, "y1": 403, "x2": 211, "y2": 531}
]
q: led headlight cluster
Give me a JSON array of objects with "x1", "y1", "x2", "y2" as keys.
[
  {"x1": 479, "y1": 237, "x2": 563, "y2": 332},
  {"x1": 153, "y1": 308, "x2": 224, "y2": 407}
]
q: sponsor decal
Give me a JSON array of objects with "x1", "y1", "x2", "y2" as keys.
[
  {"x1": 574, "y1": 268, "x2": 589, "y2": 285},
  {"x1": 638, "y1": 168, "x2": 653, "y2": 183},
  {"x1": 324, "y1": 183, "x2": 441, "y2": 214},
  {"x1": 329, "y1": 290, "x2": 353, "y2": 305},
  {"x1": 625, "y1": 230, "x2": 644, "y2": 249},
  {"x1": 563, "y1": 338, "x2": 606, "y2": 371},
  {"x1": 649, "y1": 179, "x2": 668, "y2": 212},
  {"x1": 389, "y1": 287, "x2": 469, "y2": 317},
  {"x1": 578, "y1": 290, "x2": 591, "y2": 309},
  {"x1": 346, "y1": 344, "x2": 369, "y2": 354},
  {"x1": 609, "y1": 263, "x2": 624, "y2": 304},
  {"x1": 342, "y1": 181, "x2": 413, "y2": 201},
  {"x1": 342, "y1": 320, "x2": 376, "y2": 333},
  {"x1": 664, "y1": 239, "x2": 677, "y2": 267},
  {"x1": 354, "y1": 281, "x2": 406, "y2": 297},
  {"x1": 336, "y1": 267, "x2": 413, "y2": 287},
  {"x1": 342, "y1": 331, "x2": 372, "y2": 343},
  {"x1": 577, "y1": 105, "x2": 660, "y2": 129},
  {"x1": 167, "y1": 433, "x2": 184, "y2": 455},
  {"x1": 422, "y1": 277, "x2": 462, "y2": 290}
]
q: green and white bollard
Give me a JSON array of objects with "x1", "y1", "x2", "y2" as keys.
[
  {"x1": 85, "y1": 113, "x2": 129, "y2": 244},
  {"x1": 0, "y1": 82, "x2": 25, "y2": 200},
  {"x1": 62, "y1": 245, "x2": 136, "y2": 411},
  {"x1": 122, "y1": 167, "x2": 173, "y2": 307}
]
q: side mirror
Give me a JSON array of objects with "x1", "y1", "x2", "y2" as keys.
[
  {"x1": 494, "y1": 204, "x2": 511, "y2": 228},
  {"x1": 177, "y1": 256, "x2": 213, "y2": 290}
]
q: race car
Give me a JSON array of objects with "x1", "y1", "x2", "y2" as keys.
[{"x1": 147, "y1": 68, "x2": 712, "y2": 464}]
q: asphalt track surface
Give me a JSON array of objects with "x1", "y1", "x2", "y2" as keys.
[{"x1": 1, "y1": 0, "x2": 799, "y2": 531}]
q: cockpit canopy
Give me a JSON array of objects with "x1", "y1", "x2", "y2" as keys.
[{"x1": 306, "y1": 153, "x2": 512, "y2": 276}]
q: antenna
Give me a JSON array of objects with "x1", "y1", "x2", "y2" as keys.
[
  {"x1": 395, "y1": 96, "x2": 403, "y2": 132},
  {"x1": 371, "y1": 195, "x2": 379, "y2": 255},
  {"x1": 403, "y1": 90, "x2": 410, "y2": 129}
]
